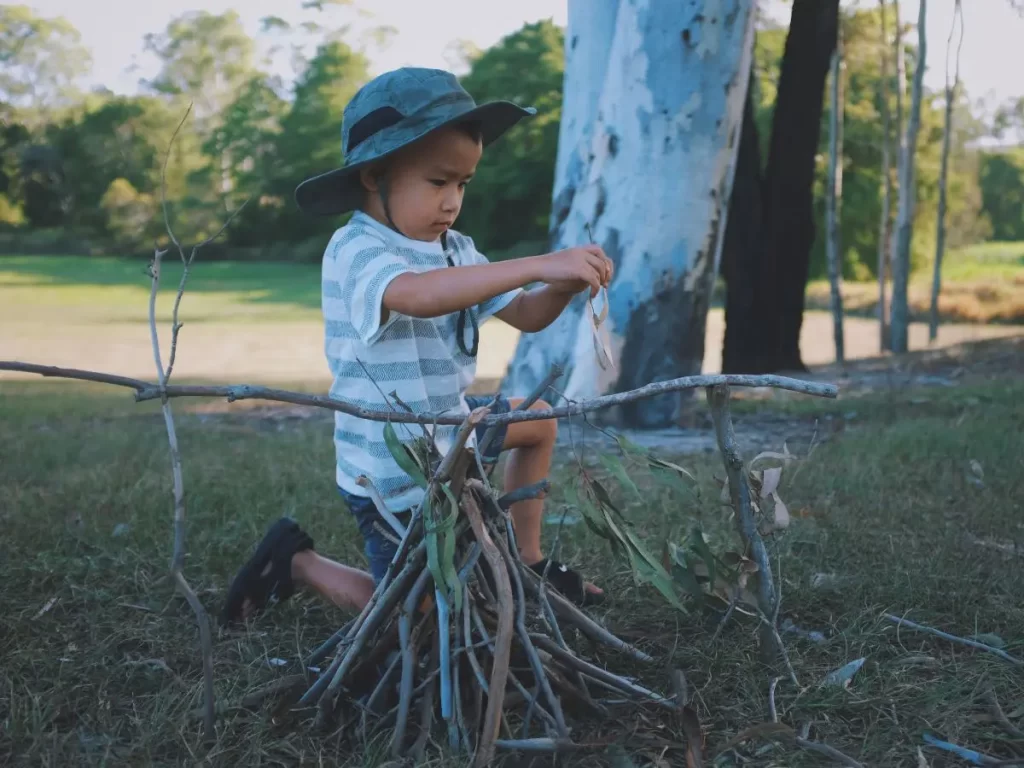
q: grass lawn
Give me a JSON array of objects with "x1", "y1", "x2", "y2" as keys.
[
  {"x1": 3, "y1": 245, "x2": 1022, "y2": 386},
  {"x1": 803, "y1": 241, "x2": 1024, "y2": 324},
  {"x1": 2, "y1": 350, "x2": 1023, "y2": 765}
]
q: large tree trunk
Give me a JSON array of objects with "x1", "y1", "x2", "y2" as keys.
[
  {"x1": 502, "y1": 0, "x2": 757, "y2": 428},
  {"x1": 876, "y1": 0, "x2": 894, "y2": 353},
  {"x1": 825, "y1": 25, "x2": 846, "y2": 365},
  {"x1": 929, "y1": 0, "x2": 963, "y2": 342},
  {"x1": 890, "y1": 0, "x2": 927, "y2": 354},
  {"x1": 722, "y1": 0, "x2": 839, "y2": 374}
]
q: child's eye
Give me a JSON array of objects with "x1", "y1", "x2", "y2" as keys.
[
  {"x1": 429, "y1": 179, "x2": 446, "y2": 188},
  {"x1": 458, "y1": 181, "x2": 469, "y2": 190}
]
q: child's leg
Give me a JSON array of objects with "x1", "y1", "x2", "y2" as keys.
[
  {"x1": 502, "y1": 398, "x2": 603, "y2": 598},
  {"x1": 291, "y1": 551, "x2": 376, "y2": 611}
]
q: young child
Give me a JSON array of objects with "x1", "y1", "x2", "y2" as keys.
[{"x1": 221, "y1": 67, "x2": 612, "y2": 625}]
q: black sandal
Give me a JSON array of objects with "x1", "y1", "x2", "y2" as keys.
[
  {"x1": 220, "y1": 517, "x2": 315, "y2": 626},
  {"x1": 528, "y1": 559, "x2": 606, "y2": 607}
]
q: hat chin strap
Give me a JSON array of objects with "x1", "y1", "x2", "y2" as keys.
[{"x1": 377, "y1": 177, "x2": 479, "y2": 359}]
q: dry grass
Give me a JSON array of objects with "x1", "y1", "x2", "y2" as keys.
[
  {"x1": 2, "y1": 346, "x2": 1023, "y2": 766},
  {"x1": 804, "y1": 277, "x2": 1024, "y2": 325}
]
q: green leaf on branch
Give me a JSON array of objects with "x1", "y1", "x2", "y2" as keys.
[
  {"x1": 383, "y1": 421, "x2": 428, "y2": 488},
  {"x1": 599, "y1": 453, "x2": 641, "y2": 500}
]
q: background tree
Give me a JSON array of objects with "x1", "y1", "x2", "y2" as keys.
[
  {"x1": 929, "y1": 0, "x2": 964, "y2": 342},
  {"x1": 979, "y1": 148, "x2": 1024, "y2": 241},
  {"x1": 890, "y1": 0, "x2": 927, "y2": 354},
  {"x1": 825, "y1": 23, "x2": 846, "y2": 365},
  {"x1": 503, "y1": 0, "x2": 758, "y2": 427},
  {"x1": 722, "y1": 0, "x2": 840, "y2": 374},
  {"x1": 457, "y1": 20, "x2": 564, "y2": 256},
  {"x1": 876, "y1": 0, "x2": 894, "y2": 351},
  {"x1": 142, "y1": 11, "x2": 257, "y2": 126},
  {"x1": 0, "y1": 5, "x2": 91, "y2": 116}
]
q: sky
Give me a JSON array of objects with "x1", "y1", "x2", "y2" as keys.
[{"x1": 25, "y1": 0, "x2": 1024, "y2": 117}]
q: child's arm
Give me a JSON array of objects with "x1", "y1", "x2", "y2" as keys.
[
  {"x1": 493, "y1": 284, "x2": 582, "y2": 333},
  {"x1": 381, "y1": 245, "x2": 612, "y2": 321}
]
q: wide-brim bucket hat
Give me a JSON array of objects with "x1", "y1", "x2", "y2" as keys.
[{"x1": 295, "y1": 67, "x2": 536, "y2": 217}]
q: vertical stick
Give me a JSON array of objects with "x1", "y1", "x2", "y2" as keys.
[
  {"x1": 463, "y1": 491, "x2": 514, "y2": 768},
  {"x1": 706, "y1": 384, "x2": 779, "y2": 662},
  {"x1": 147, "y1": 249, "x2": 215, "y2": 739}
]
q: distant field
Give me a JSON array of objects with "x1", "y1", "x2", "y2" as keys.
[{"x1": 2, "y1": 246, "x2": 1021, "y2": 386}]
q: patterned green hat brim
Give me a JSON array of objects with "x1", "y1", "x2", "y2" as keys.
[{"x1": 295, "y1": 95, "x2": 534, "y2": 217}]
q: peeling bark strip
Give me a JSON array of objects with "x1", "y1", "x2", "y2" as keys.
[{"x1": 503, "y1": 0, "x2": 757, "y2": 428}]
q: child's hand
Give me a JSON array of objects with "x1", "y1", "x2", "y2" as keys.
[{"x1": 535, "y1": 245, "x2": 614, "y2": 298}]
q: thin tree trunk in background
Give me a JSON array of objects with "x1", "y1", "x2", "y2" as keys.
[
  {"x1": 825, "y1": 26, "x2": 845, "y2": 366},
  {"x1": 929, "y1": 0, "x2": 964, "y2": 342},
  {"x1": 504, "y1": 0, "x2": 757, "y2": 428},
  {"x1": 890, "y1": 0, "x2": 926, "y2": 354},
  {"x1": 754, "y1": 0, "x2": 840, "y2": 373},
  {"x1": 721, "y1": 89, "x2": 763, "y2": 374},
  {"x1": 877, "y1": 0, "x2": 893, "y2": 353}
]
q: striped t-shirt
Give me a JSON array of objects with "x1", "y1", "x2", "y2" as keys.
[{"x1": 322, "y1": 211, "x2": 521, "y2": 512}]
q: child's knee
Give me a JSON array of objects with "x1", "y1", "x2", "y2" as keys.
[{"x1": 528, "y1": 399, "x2": 557, "y2": 444}]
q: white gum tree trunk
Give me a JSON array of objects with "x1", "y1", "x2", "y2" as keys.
[{"x1": 501, "y1": 0, "x2": 757, "y2": 428}]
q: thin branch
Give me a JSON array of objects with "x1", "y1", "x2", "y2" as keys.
[
  {"x1": 146, "y1": 247, "x2": 215, "y2": 739},
  {"x1": 529, "y1": 634, "x2": 673, "y2": 707},
  {"x1": 0, "y1": 362, "x2": 838, "y2": 426},
  {"x1": 883, "y1": 614, "x2": 1024, "y2": 666},
  {"x1": 160, "y1": 105, "x2": 192, "y2": 262},
  {"x1": 706, "y1": 384, "x2": 780, "y2": 664}
]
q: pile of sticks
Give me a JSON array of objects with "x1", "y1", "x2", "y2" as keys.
[{"x1": 295, "y1": 393, "x2": 673, "y2": 766}]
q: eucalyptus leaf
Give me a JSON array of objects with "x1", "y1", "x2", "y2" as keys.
[
  {"x1": 383, "y1": 421, "x2": 428, "y2": 488},
  {"x1": 599, "y1": 453, "x2": 641, "y2": 499}
]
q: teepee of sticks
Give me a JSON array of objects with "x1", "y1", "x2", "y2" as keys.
[{"x1": 295, "y1": 385, "x2": 675, "y2": 766}]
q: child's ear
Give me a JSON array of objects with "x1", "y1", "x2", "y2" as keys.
[{"x1": 359, "y1": 167, "x2": 380, "y2": 194}]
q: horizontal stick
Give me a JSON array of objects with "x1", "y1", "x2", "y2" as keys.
[
  {"x1": 2, "y1": 361, "x2": 838, "y2": 427},
  {"x1": 495, "y1": 738, "x2": 581, "y2": 753},
  {"x1": 883, "y1": 613, "x2": 1024, "y2": 666},
  {"x1": 515, "y1": 559, "x2": 653, "y2": 663},
  {"x1": 497, "y1": 480, "x2": 550, "y2": 512},
  {"x1": 530, "y1": 634, "x2": 673, "y2": 708}
]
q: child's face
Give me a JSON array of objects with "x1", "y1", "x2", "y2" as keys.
[{"x1": 361, "y1": 125, "x2": 482, "y2": 242}]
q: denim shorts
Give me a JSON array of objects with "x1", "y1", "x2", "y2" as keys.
[{"x1": 339, "y1": 395, "x2": 510, "y2": 583}]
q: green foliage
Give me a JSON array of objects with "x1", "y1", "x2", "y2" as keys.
[
  {"x1": 0, "y1": 5, "x2": 91, "y2": 112},
  {"x1": 755, "y1": 6, "x2": 992, "y2": 280},
  {"x1": 0, "y1": 7, "x2": 1012, "y2": 274},
  {"x1": 457, "y1": 20, "x2": 564, "y2": 255},
  {"x1": 99, "y1": 178, "x2": 157, "y2": 249},
  {"x1": 142, "y1": 10, "x2": 257, "y2": 124},
  {"x1": 979, "y1": 148, "x2": 1024, "y2": 241}
]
